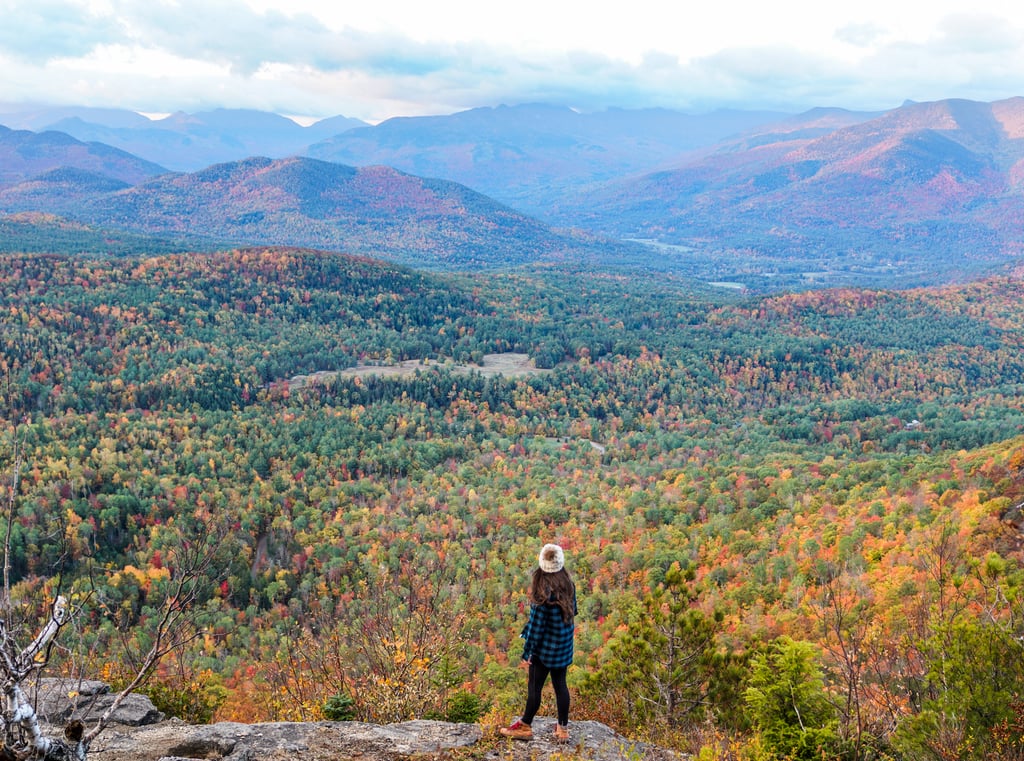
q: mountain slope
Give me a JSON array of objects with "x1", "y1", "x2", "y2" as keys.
[
  {"x1": 556, "y1": 98, "x2": 1024, "y2": 285},
  {"x1": 0, "y1": 125, "x2": 167, "y2": 188},
  {"x1": 0, "y1": 212, "x2": 203, "y2": 256},
  {"x1": 307, "y1": 103, "x2": 794, "y2": 214},
  {"x1": 68, "y1": 156, "x2": 611, "y2": 269},
  {"x1": 0, "y1": 103, "x2": 152, "y2": 130},
  {"x1": 0, "y1": 167, "x2": 132, "y2": 211},
  {"x1": 1, "y1": 107, "x2": 368, "y2": 171}
]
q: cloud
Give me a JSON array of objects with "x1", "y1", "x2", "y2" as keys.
[
  {"x1": 834, "y1": 22, "x2": 887, "y2": 49},
  {"x1": 933, "y1": 13, "x2": 1022, "y2": 55},
  {"x1": 1, "y1": 0, "x2": 1024, "y2": 120},
  {"x1": 847, "y1": 15, "x2": 1024, "y2": 106},
  {"x1": 0, "y1": 0, "x2": 123, "y2": 61},
  {"x1": 108, "y1": 0, "x2": 481, "y2": 80}
]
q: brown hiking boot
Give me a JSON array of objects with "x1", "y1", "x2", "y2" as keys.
[
  {"x1": 554, "y1": 724, "x2": 570, "y2": 742},
  {"x1": 499, "y1": 719, "x2": 533, "y2": 740}
]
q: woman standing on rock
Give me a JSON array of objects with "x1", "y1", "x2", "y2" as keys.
[{"x1": 500, "y1": 543, "x2": 577, "y2": 743}]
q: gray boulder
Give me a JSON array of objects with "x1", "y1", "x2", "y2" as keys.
[{"x1": 31, "y1": 678, "x2": 165, "y2": 726}]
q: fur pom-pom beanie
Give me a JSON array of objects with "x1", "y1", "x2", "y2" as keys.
[{"x1": 538, "y1": 543, "x2": 565, "y2": 573}]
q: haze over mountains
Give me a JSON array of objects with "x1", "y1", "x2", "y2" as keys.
[
  {"x1": 2, "y1": 97, "x2": 1024, "y2": 289},
  {"x1": 0, "y1": 105, "x2": 367, "y2": 171},
  {"x1": 305, "y1": 104, "x2": 793, "y2": 214}
]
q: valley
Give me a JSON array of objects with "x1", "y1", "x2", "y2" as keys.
[
  {"x1": 1, "y1": 246, "x2": 1023, "y2": 758},
  {"x1": 4, "y1": 97, "x2": 1024, "y2": 291},
  {"x1": 1, "y1": 96, "x2": 1024, "y2": 759}
]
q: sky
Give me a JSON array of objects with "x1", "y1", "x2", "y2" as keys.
[{"x1": 2, "y1": 0, "x2": 1024, "y2": 123}]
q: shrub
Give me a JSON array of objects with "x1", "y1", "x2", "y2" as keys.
[
  {"x1": 323, "y1": 693, "x2": 357, "y2": 721},
  {"x1": 140, "y1": 670, "x2": 227, "y2": 724},
  {"x1": 444, "y1": 690, "x2": 487, "y2": 723}
]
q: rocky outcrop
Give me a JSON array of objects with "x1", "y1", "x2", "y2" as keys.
[
  {"x1": 33, "y1": 678, "x2": 166, "y2": 727},
  {"x1": 31, "y1": 679, "x2": 675, "y2": 760},
  {"x1": 87, "y1": 717, "x2": 678, "y2": 761}
]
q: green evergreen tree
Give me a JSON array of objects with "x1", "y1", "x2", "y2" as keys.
[
  {"x1": 745, "y1": 637, "x2": 846, "y2": 760},
  {"x1": 583, "y1": 563, "x2": 738, "y2": 730},
  {"x1": 894, "y1": 617, "x2": 1024, "y2": 760}
]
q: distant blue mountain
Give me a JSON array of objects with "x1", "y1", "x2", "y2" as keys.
[
  {"x1": 0, "y1": 104, "x2": 152, "y2": 130},
  {"x1": 0, "y1": 102, "x2": 794, "y2": 214},
  {"x1": 306, "y1": 103, "x2": 794, "y2": 216},
  {"x1": 0, "y1": 105, "x2": 368, "y2": 171}
]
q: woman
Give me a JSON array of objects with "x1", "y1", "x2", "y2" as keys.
[{"x1": 500, "y1": 543, "x2": 577, "y2": 742}]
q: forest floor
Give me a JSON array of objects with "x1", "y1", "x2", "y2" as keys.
[{"x1": 289, "y1": 353, "x2": 548, "y2": 389}]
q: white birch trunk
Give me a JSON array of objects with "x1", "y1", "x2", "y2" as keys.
[{"x1": 0, "y1": 597, "x2": 89, "y2": 760}]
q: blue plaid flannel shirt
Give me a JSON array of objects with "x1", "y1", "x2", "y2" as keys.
[{"x1": 520, "y1": 591, "x2": 577, "y2": 668}]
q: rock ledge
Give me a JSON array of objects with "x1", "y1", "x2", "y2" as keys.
[{"x1": 87, "y1": 717, "x2": 677, "y2": 761}]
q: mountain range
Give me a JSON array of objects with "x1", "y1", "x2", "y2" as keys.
[
  {"x1": 0, "y1": 131, "x2": 634, "y2": 269},
  {"x1": 555, "y1": 98, "x2": 1024, "y2": 286},
  {"x1": 3, "y1": 97, "x2": 1024, "y2": 288},
  {"x1": 0, "y1": 105, "x2": 367, "y2": 171},
  {"x1": 305, "y1": 103, "x2": 793, "y2": 214}
]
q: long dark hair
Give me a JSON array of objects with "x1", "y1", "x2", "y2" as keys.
[{"x1": 529, "y1": 567, "x2": 575, "y2": 623}]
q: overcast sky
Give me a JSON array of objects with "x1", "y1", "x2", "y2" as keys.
[{"x1": 2, "y1": 0, "x2": 1024, "y2": 122}]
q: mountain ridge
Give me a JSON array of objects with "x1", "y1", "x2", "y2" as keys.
[
  {"x1": 307, "y1": 102, "x2": 796, "y2": 214},
  {"x1": 549, "y1": 96, "x2": 1024, "y2": 287},
  {"x1": 40, "y1": 155, "x2": 619, "y2": 269},
  {"x1": 0, "y1": 125, "x2": 167, "y2": 187},
  {"x1": 0, "y1": 105, "x2": 369, "y2": 171},
  {"x1": 5, "y1": 96, "x2": 1024, "y2": 289}
]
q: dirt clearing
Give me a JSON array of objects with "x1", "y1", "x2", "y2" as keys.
[{"x1": 289, "y1": 352, "x2": 547, "y2": 389}]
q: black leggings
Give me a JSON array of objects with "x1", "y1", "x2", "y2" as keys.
[{"x1": 523, "y1": 661, "x2": 570, "y2": 727}]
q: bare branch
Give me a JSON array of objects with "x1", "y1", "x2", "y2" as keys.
[
  {"x1": 2, "y1": 427, "x2": 22, "y2": 623},
  {"x1": 17, "y1": 596, "x2": 68, "y2": 674},
  {"x1": 0, "y1": 418, "x2": 231, "y2": 758},
  {"x1": 82, "y1": 518, "x2": 230, "y2": 744}
]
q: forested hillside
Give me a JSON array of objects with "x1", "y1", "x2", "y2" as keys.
[
  {"x1": 2, "y1": 248, "x2": 1023, "y2": 759},
  {"x1": 0, "y1": 212, "x2": 205, "y2": 256},
  {"x1": 559, "y1": 98, "x2": 1024, "y2": 290},
  {"x1": 0, "y1": 124, "x2": 167, "y2": 186},
  {"x1": 0, "y1": 158, "x2": 635, "y2": 271}
]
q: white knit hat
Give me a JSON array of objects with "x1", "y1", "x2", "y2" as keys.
[{"x1": 538, "y1": 543, "x2": 565, "y2": 573}]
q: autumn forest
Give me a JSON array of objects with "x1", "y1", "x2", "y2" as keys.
[{"x1": 3, "y1": 247, "x2": 1024, "y2": 760}]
